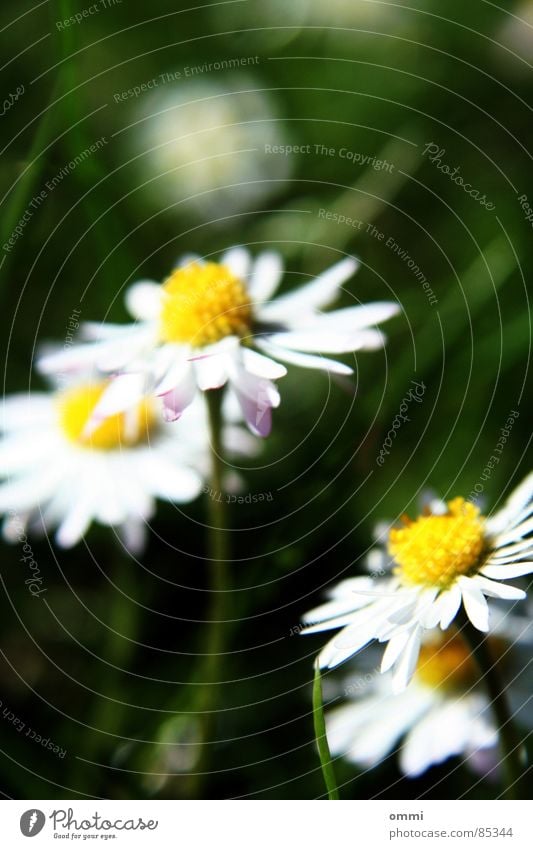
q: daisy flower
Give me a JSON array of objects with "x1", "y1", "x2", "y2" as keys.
[
  {"x1": 325, "y1": 624, "x2": 532, "y2": 778},
  {"x1": 38, "y1": 248, "x2": 399, "y2": 437},
  {"x1": 0, "y1": 379, "x2": 254, "y2": 552},
  {"x1": 302, "y1": 474, "x2": 533, "y2": 692}
]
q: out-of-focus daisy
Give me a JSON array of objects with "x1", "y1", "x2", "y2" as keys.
[
  {"x1": 38, "y1": 248, "x2": 399, "y2": 436},
  {"x1": 131, "y1": 78, "x2": 292, "y2": 220},
  {"x1": 302, "y1": 474, "x2": 533, "y2": 691},
  {"x1": 326, "y1": 624, "x2": 532, "y2": 778},
  {"x1": 0, "y1": 379, "x2": 253, "y2": 552}
]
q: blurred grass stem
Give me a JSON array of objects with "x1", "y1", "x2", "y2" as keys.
[{"x1": 461, "y1": 616, "x2": 526, "y2": 800}]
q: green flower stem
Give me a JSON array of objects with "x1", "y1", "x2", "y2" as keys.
[
  {"x1": 313, "y1": 660, "x2": 340, "y2": 800},
  {"x1": 189, "y1": 388, "x2": 230, "y2": 795},
  {"x1": 460, "y1": 616, "x2": 526, "y2": 799},
  {"x1": 70, "y1": 551, "x2": 141, "y2": 793}
]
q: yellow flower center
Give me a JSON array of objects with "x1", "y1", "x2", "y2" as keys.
[
  {"x1": 416, "y1": 633, "x2": 476, "y2": 692},
  {"x1": 389, "y1": 497, "x2": 486, "y2": 589},
  {"x1": 159, "y1": 261, "x2": 252, "y2": 347},
  {"x1": 57, "y1": 383, "x2": 156, "y2": 451}
]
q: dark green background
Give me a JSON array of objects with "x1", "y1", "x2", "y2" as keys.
[{"x1": 0, "y1": 0, "x2": 531, "y2": 799}]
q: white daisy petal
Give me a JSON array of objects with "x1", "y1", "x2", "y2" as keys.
[
  {"x1": 391, "y1": 626, "x2": 422, "y2": 693},
  {"x1": 136, "y1": 453, "x2": 203, "y2": 503},
  {"x1": 263, "y1": 327, "x2": 385, "y2": 355},
  {"x1": 119, "y1": 517, "x2": 148, "y2": 556},
  {"x1": 256, "y1": 339, "x2": 353, "y2": 375},
  {"x1": 125, "y1": 281, "x2": 162, "y2": 321},
  {"x1": 249, "y1": 251, "x2": 283, "y2": 303},
  {"x1": 489, "y1": 538, "x2": 533, "y2": 560},
  {"x1": 380, "y1": 630, "x2": 411, "y2": 673},
  {"x1": 1, "y1": 394, "x2": 53, "y2": 430},
  {"x1": 480, "y1": 561, "x2": 533, "y2": 579},
  {"x1": 400, "y1": 701, "x2": 472, "y2": 777},
  {"x1": 258, "y1": 256, "x2": 359, "y2": 321},
  {"x1": 55, "y1": 490, "x2": 96, "y2": 548},
  {"x1": 438, "y1": 584, "x2": 462, "y2": 629},
  {"x1": 193, "y1": 355, "x2": 229, "y2": 391},
  {"x1": 487, "y1": 472, "x2": 533, "y2": 534},
  {"x1": 83, "y1": 373, "x2": 147, "y2": 435},
  {"x1": 473, "y1": 575, "x2": 526, "y2": 600},
  {"x1": 241, "y1": 348, "x2": 287, "y2": 380},
  {"x1": 495, "y1": 515, "x2": 533, "y2": 545},
  {"x1": 459, "y1": 577, "x2": 490, "y2": 632},
  {"x1": 220, "y1": 246, "x2": 251, "y2": 280}
]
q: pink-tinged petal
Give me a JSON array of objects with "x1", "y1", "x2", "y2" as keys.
[
  {"x1": 160, "y1": 379, "x2": 196, "y2": 422},
  {"x1": 480, "y1": 561, "x2": 533, "y2": 579},
  {"x1": 257, "y1": 256, "x2": 359, "y2": 322},
  {"x1": 154, "y1": 358, "x2": 191, "y2": 396},
  {"x1": 249, "y1": 251, "x2": 283, "y2": 303},
  {"x1": 125, "y1": 281, "x2": 162, "y2": 321},
  {"x1": 458, "y1": 577, "x2": 490, "y2": 632},
  {"x1": 233, "y1": 386, "x2": 272, "y2": 437},
  {"x1": 256, "y1": 338, "x2": 353, "y2": 375}
]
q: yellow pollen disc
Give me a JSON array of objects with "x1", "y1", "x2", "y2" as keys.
[
  {"x1": 159, "y1": 261, "x2": 252, "y2": 347},
  {"x1": 57, "y1": 383, "x2": 156, "y2": 451},
  {"x1": 416, "y1": 633, "x2": 476, "y2": 691},
  {"x1": 389, "y1": 497, "x2": 486, "y2": 588}
]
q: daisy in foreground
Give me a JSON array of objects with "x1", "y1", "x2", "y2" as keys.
[
  {"x1": 326, "y1": 625, "x2": 532, "y2": 778},
  {"x1": 38, "y1": 248, "x2": 399, "y2": 436},
  {"x1": 303, "y1": 474, "x2": 533, "y2": 692},
  {"x1": 0, "y1": 380, "x2": 254, "y2": 552}
]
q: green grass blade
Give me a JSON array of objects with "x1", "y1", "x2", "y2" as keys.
[{"x1": 313, "y1": 659, "x2": 340, "y2": 800}]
